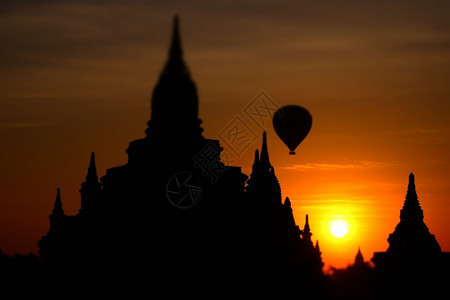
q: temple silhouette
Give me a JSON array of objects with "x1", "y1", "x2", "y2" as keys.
[
  {"x1": 372, "y1": 173, "x2": 450, "y2": 298},
  {"x1": 37, "y1": 16, "x2": 323, "y2": 298},
  {"x1": 327, "y1": 247, "x2": 375, "y2": 299},
  {"x1": 6, "y1": 15, "x2": 444, "y2": 299}
]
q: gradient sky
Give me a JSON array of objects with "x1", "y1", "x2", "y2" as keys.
[{"x1": 1, "y1": 1, "x2": 449, "y2": 269}]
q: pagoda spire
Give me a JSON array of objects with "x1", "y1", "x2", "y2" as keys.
[
  {"x1": 79, "y1": 152, "x2": 102, "y2": 215},
  {"x1": 304, "y1": 214, "x2": 311, "y2": 233},
  {"x1": 303, "y1": 214, "x2": 313, "y2": 245},
  {"x1": 406, "y1": 172, "x2": 419, "y2": 201},
  {"x1": 162, "y1": 15, "x2": 189, "y2": 77},
  {"x1": 51, "y1": 188, "x2": 64, "y2": 216},
  {"x1": 408, "y1": 172, "x2": 415, "y2": 190},
  {"x1": 283, "y1": 197, "x2": 301, "y2": 235},
  {"x1": 400, "y1": 172, "x2": 423, "y2": 223},
  {"x1": 86, "y1": 152, "x2": 98, "y2": 182},
  {"x1": 315, "y1": 240, "x2": 321, "y2": 253},
  {"x1": 387, "y1": 172, "x2": 441, "y2": 255},
  {"x1": 147, "y1": 15, "x2": 202, "y2": 140},
  {"x1": 259, "y1": 131, "x2": 271, "y2": 170},
  {"x1": 354, "y1": 247, "x2": 364, "y2": 266},
  {"x1": 284, "y1": 196, "x2": 291, "y2": 207},
  {"x1": 252, "y1": 149, "x2": 260, "y2": 171}
]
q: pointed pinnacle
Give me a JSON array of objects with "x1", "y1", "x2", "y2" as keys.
[
  {"x1": 284, "y1": 197, "x2": 291, "y2": 207},
  {"x1": 52, "y1": 187, "x2": 64, "y2": 215},
  {"x1": 355, "y1": 246, "x2": 364, "y2": 265},
  {"x1": 89, "y1": 152, "x2": 96, "y2": 168},
  {"x1": 161, "y1": 15, "x2": 189, "y2": 77},
  {"x1": 400, "y1": 171, "x2": 423, "y2": 222},
  {"x1": 408, "y1": 172, "x2": 415, "y2": 191},
  {"x1": 304, "y1": 214, "x2": 311, "y2": 232},
  {"x1": 405, "y1": 172, "x2": 419, "y2": 203},
  {"x1": 254, "y1": 149, "x2": 260, "y2": 163},
  {"x1": 169, "y1": 15, "x2": 182, "y2": 60},
  {"x1": 86, "y1": 152, "x2": 98, "y2": 182},
  {"x1": 259, "y1": 131, "x2": 271, "y2": 169}
]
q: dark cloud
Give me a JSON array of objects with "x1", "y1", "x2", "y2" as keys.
[
  {"x1": 0, "y1": 2, "x2": 165, "y2": 69},
  {"x1": 1, "y1": 0, "x2": 449, "y2": 72},
  {"x1": 1, "y1": 0, "x2": 450, "y2": 103},
  {"x1": 391, "y1": 37, "x2": 450, "y2": 53}
]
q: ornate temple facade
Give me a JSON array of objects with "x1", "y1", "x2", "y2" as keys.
[{"x1": 38, "y1": 16, "x2": 323, "y2": 298}]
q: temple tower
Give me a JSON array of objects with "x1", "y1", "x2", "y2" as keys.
[
  {"x1": 79, "y1": 152, "x2": 102, "y2": 215},
  {"x1": 246, "y1": 131, "x2": 282, "y2": 205},
  {"x1": 145, "y1": 15, "x2": 203, "y2": 142},
  {"x1": 49, "y1": 188, "x2": 65, "y2": 230},
  {"x1": 387, "y1": 173, "x2": 441, "y2": 257}
]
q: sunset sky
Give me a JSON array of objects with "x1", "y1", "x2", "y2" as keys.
[{"x1": 1, "y1": 1, "x2": 449, "y2": 269}]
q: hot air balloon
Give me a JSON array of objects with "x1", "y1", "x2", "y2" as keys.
[{"x1": 272, "y1": 105, "x2": 312, "y2": 155}]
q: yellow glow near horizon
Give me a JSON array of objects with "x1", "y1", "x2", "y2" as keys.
[{"x1": 329, "y1": 219, "x2": 350, "y2": 238}]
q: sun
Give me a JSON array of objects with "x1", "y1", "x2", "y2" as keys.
[{"x1": 329, "y1": 219, "x2": 350, "y2": 238}]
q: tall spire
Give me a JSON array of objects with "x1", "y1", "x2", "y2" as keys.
[
  {"x1": 407, "y1": 172, "x2": 416, "y2": 194},
  {"x1": 169, "y1": 16, "x2": 182, "y2": 63},
  {"x1": 163, "y1": 15, "x2": 189, "y2": 76},
  {"x1": 86, "y1": 152, "x2": 98, "y2": 182},
  {"x1": 400, "y1": 172, "x2": 423, "y2": 223},
  {"x1": 387, "y1": 172, "x2": 441, "y2": 255},
  {"x1": 259, "y1": 131, "x2": 271, "y2": 170},
  {"x1": 147, "y1": 15, "x2": 202, "y2": 140},
  {"x1": 302, "y1": 214, "x2": 313, "y2": 246},
  {"x1": 284, "y1": 197, "x2": 291, "y2": 208},
  {"x1": 252, "y1": 149, "x2": 260, "y2": 172},
  {"x1": 79, "y1": 152, "x2": 102, "y2": 215},
  {"x1": 304, "y1": 214, "x2": 311, "y2": 233},
  {"x1": 315, "y1": 240, "x2": 321, "y2": 253},
  {"x1": 51, "y1": 188, "x2": 64, "y2": 216},
  {"x1": 354, "y1": 247, "x2": 364, "y2": 266}
]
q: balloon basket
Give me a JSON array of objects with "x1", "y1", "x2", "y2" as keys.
[{"x1": 289, "y1": 151, "x2": 296, "y2": 155}]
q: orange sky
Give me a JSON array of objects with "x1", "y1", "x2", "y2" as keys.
[{"x1": 1, "y1": 1, "x2": 449, "y2": 269}]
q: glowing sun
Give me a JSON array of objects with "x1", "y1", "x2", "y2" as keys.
[{"x1": 329, "y1": 219, "x2": 350, "y2": 238}]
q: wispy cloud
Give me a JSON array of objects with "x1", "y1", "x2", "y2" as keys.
[
  {"x1": 282, "y1": 160, "x2": 395, "y2": 171},
  {"x1": 384, "y1": 128, "x2": 450, "y2": 143},
  {"x1": 0, "y1": 122, "x2": 51, "y2": 129}
]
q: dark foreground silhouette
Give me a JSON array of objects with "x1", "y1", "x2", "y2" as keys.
[
  {"x1": 36, "y1": 16, "x2": 323, "y2": 299},
  {"x1": 1, "y1": 16, "x2": 449, "y2": 299}
]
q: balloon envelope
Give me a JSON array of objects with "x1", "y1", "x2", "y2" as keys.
[{"x1": 272, "y1": 105, "x2": 312, "y2": 155}]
